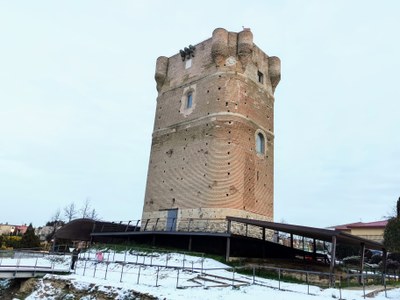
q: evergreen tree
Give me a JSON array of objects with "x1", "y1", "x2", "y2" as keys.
[
  {"x1": 384, "y1": 197, "x2": 400, "y2": 252},
  {"x1": 20, "y1": 223, "x2": 41, "y2": 249}
]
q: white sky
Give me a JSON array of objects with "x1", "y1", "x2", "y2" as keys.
[{"x1": 0, "y1": 0, "x2": 399, "y2": 228}]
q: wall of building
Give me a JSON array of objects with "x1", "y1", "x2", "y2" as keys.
[{"x1": 349, "y1": 227, "x2": 385, "y2": 243}]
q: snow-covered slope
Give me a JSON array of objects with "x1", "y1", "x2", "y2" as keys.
[{"x1": 19, "y1": 249, "x2": 400, "y2": 299}]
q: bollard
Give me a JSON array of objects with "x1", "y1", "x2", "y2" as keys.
[
  {"x1": 93, "y1": 263, "x2": 97, "y2": 278},
  {"x1": 182, "y1": 253, "x2": 185, "y2": 269},
  {"x1": 150, "y1": 254, "x2": 153, "y2": 266},
  {"x1": 124, "y1": 249, "x2": 127, "y2": 264},
  {"x1": 191, "y1": 261, "x2": 194, "y2": 274},
  {"x1": 306, "y1": 272, "x2": 309, "y2": 295},
  {"x1": 252, "y1": 267, "x2": 255, "y2": 284},
  {"x1": 112, "y1": 247, "x2": 116, "y2": 262}
]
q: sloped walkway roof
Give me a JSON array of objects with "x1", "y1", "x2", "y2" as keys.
[
  {"x1": 226, "y1": 216, "x2": 385, "y2": 251},
  {"x1": 54, "y1": 218, "x2": 140, "y2": 241},
  {"x1": 54, "y1": 218, "x2": 96, "y2": 241}
]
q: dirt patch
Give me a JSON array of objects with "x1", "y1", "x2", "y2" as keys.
[{"x1": 0, "y1": 278, "x2": 38, "y2": 300}]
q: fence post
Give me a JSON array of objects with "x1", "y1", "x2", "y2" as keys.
[
  {"x1": 231, "y1": 267, "x2": 235, "y2": 288},
  {"x1": 384, "y1": 273, "x2": 387, "y2": 298},
  {"x1": 120, "y1": 263, "x2": 125, "y2": 283},
  {"x1": 137, "y1": 265, "x2": 141, "y2": 284},
  {"x1": 156, "y1": 266, "x2": 160, "y2": 287},
  {"x1": 252, "y1": 266, "x2": 255, "y2": 284},
  {"x1": 33, "y1": 258, "x2": 38, "y2": 277},
  {"x1": 278, "y1": 268, "x2": 281, "y2": 290},
  {"x1": 362, "y1": 272, "x2": 366, "y2": 299},
  {"x1": 83, "y1": 260, "x2": 87, "y2": 276},
  {"x1": 104, "y1": 262, "x2": 109, "y2": 280}
]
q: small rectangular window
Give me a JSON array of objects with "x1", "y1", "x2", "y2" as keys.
[
  {"x1": 258, "y1": 71, "x2": 264, "y2": 84},
  {"x1": 186, "y1": 92, "x2": 193, "y2": 109},
  {"x1": 185, "y1": 59, "x2": 192, "y2": 69}
]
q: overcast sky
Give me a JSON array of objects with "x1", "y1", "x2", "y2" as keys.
[{"x1": 0, "y1": 1, "x2": 399, "y2": 228}]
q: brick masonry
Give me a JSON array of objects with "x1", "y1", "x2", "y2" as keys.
[{"x1": 142, "y1": 28, "x2": 281, "y2": 230}]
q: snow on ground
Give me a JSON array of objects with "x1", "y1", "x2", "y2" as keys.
[{"x1": 5, "y1": 248, "x2": 400, "y2": 299}]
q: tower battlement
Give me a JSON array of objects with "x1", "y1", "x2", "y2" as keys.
[{"x1": 142, "y1": 28, "x2": 281, "y2": 232}]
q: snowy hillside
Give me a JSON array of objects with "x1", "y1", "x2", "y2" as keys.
[{"x1": 15, "y1": 248, "x2": 400, "y2": 299}]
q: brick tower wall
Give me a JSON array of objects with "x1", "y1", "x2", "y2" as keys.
[{"x1": 142, "y1": 28, "x2": 280, "y2": 230}]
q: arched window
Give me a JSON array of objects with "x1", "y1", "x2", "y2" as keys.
[
  {"x1": 256, "y1": 132, "x2": 265, "y2": 154},
  {"x1": 186, "y1": 92, "x2": 193, "y2": 109}
]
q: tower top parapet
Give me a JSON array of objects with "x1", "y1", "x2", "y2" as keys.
[{"x1": 155, "y1": 27, "x2": 280, "y2": 94}]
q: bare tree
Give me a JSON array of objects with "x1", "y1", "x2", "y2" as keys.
[
  {"x1": 80, "y1": 198, "x2": 91, "y2": 218},
  {"x1": 63, "y1": 202, "x2": 77, "y2": 222},
  {"x1": 89, "y1": 208, "x2": 99, "y2": 220},
  {"x1": 79, "y1": 198, "x2": 100, "y2": 220},
  {"x1": 45, "y1": 208, "x2": 64, "y2": 242},
  {"x1": 50, "y1": 208, "x2": 62, "y2": 224}
]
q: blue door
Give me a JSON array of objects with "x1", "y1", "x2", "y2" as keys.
[{"x1": 166, "y1": 209, "x2": 178, "y2": 231}]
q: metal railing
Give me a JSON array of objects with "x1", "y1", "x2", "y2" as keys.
[
  {"x1": 0, "y1": 250, "x2": 71, "y2": 279},
  {"x1": 71, "y1": 247, "x2": 394, "y2": 297}
]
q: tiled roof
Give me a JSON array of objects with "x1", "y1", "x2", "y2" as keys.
[{"x1": 334, "y1": 220, "x2": 388, "y2": 230}]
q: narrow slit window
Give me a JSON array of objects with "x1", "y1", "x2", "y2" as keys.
[
  {"x1": 258, "y1": 71, "x2": 264, "y2": 84},
  {"x1": 186, "y1": 92, "x2": 193, "y2": 109},
  {"x1": 256, "y1": 132, "x2": 265, "y2": 154}
]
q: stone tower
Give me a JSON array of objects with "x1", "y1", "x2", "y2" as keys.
[{"x1": 142, "y1": 28, "x2": 280, "y2": 231}]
